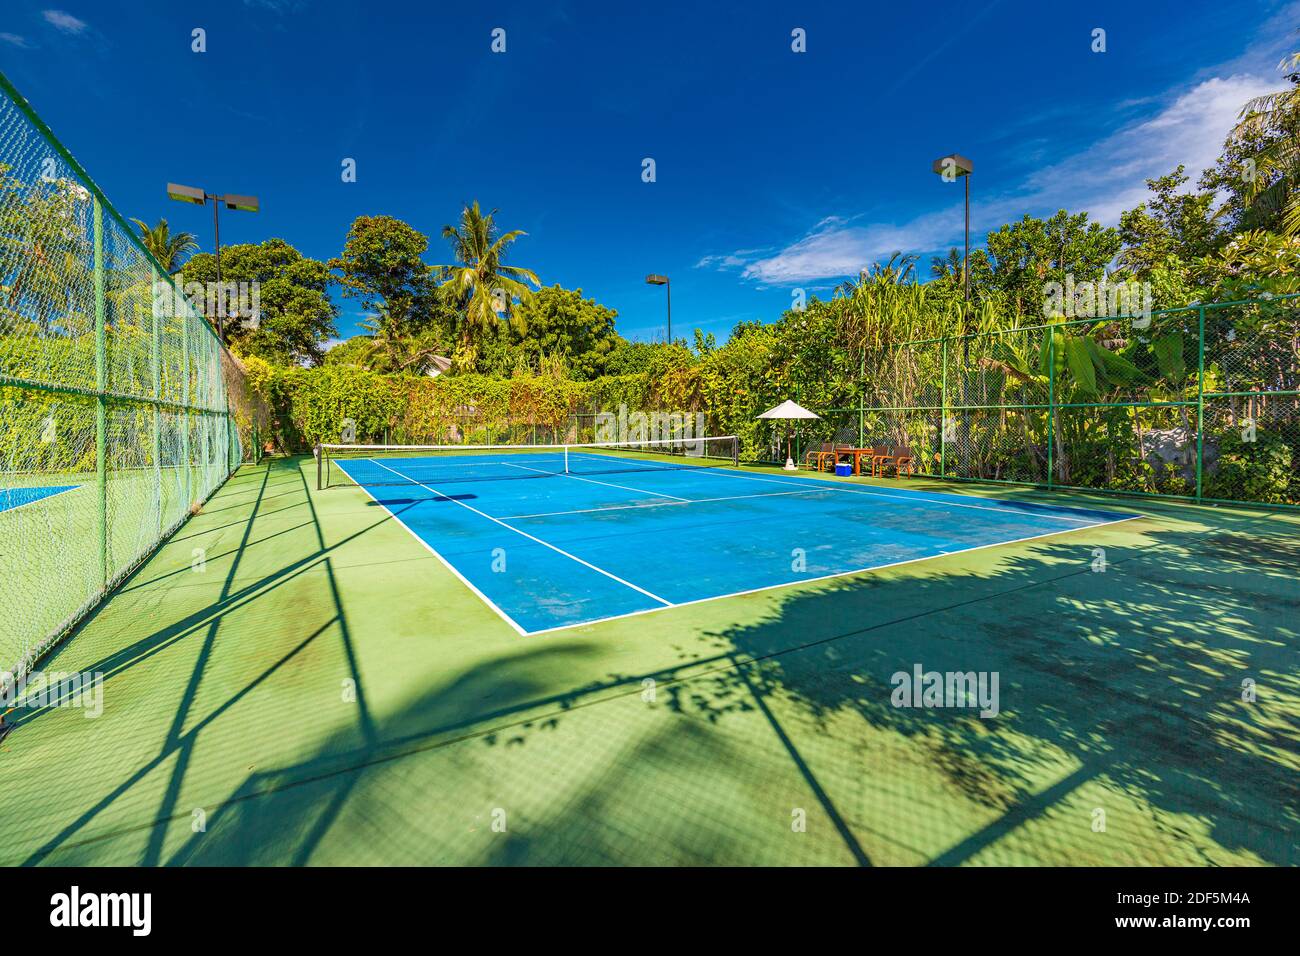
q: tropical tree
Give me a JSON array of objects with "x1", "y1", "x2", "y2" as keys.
[
  {"x1": 509, "y1": 285, "x2": 620, "y2": 379},
  {"x1": 1225, "y1": 48, "x2": 1300, "y2": 233},
  {"x1": 979, "y1": 211, "x2": 1121, "y2": 317},
  {"x1": 329, "y1": 215, "x2": 452, "y2": 372},
  {"x1": 0, "y1": 166, "x2": 94, "y2": 332},
  {"x1": 184, "y1": 239, "x2": 338, "y2": 365},
  {"x1": 129, "y1": 218, "x2": 198, "y2": 274},
  {"x1": 351, "y1": 306, "x2": 451, "y2": 375},
  {"x1": 1118, "y1": 167, "x2": 1221, "y2": 277},
  {"x1": 434, "y1": 201, "x2": 541, "y2": 357}
]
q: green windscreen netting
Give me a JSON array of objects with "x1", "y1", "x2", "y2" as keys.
[{"x1": 0, "y1": 70, "x2": 244, "y2": 688}]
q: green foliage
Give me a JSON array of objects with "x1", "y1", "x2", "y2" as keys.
[
  {"x1": 273, "y1": 364, "x2": 401, "y2": 448},
  {"x1": 1152, "y1": 331, "x2": 1186, "y2": 383},
  {"x1": 327, "y1": 216, "x2": 454, "y2": 374},
  {"x1": 1, "y1": 163, "x2": 94, "y2": 333},
  {"x1": 330, "y1": 215, "x2": 434, "y2": 317},
  {"x1": 433, "y1": 201, "x2": 541, "y2": 352},
  {"x1": 977, "y1": 211, "x2": 1122, "y2": 317},
  {"x1": 321, "y1": 336, "x2": 375, "y2": 367},
  {"x1": 1118, "y1": 167, "x2": 1222, "y2": 276},
  {"x1": 129, "y1": 218, "x2": 199, "y2": 274},
  {"x1": 1221, "y1": 53, "x2": 1300, "y2": 235},
  {"x1": 1197, "y1": 229, "x2": 1300, "y2": 299},
  {"x1": 508, "y1": 285, "x2": 620, "y2": 380},
  {"x1": 183, "y1": 239, "x2": 338, "y2": 366},
  {"x1": 1204, "y1": 428, "x2": 1296, "y2": 503}
]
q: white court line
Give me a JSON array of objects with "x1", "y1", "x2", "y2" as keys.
[
  {"x1": 366, "y1": 458, "x2": 673, "y2": 608},
  {"x1": 337, "y1": 455, "x2": 1144, "y2": 638},
  {"x1": 518, "y1": 513, "x2": 1144, "y2": 636},
  {"x1": 340, "y1": 471, "x2": 529, "y2": 637},
  {"x1": 643, "y1": 462, "x2": 1114, "y2": 524},
  {"x1": 0, "y1": 484, "x2": 81, "y2": 516},
  {"x1": 501, "y1": 461, "x2": 689, "y2": 502},
  {"x1": 499, "y1": 487, "x2": 831, "y2": 521}
]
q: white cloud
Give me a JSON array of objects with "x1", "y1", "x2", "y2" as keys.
[
  {"x1": 42, "y1": 10, "x2": 88, "y2": 34},
  {"x1": 706, "y1": 49, "x2": 1286, "y2": 284},
  {"x1": 696, "y1": 252, "x2": 754, "y2": 270},
  {"x1": 734, "y1": 211, "x2": 963, "y2": 285},
  {"x1": 0, "y1": 33, "x2": 32, "y2": 48},
  {"x1": 1018, "y1": 73, "x2": 1278, "y2": 225}
]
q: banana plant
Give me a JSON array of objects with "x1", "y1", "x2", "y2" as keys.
[{"x1": 1036, "y1": 319, "x2": 1144, "y2": 396}]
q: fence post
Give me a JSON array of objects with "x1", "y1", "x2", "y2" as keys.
[
  {"x1": 858, "y1": 351, "x2": 865, "y2": 447},
  {"x1": 1046, "y1": 329, "x2": 1055, "y2": 489},
  {"x1": 94, "y1": 198, "x2": 108, "y2": 589},
  {"x1": 151, "y1": 283, "x2": 162, "y2": 536},
  {"x1": 1196, "y1": 305, "x2": 1206, "y2": 502},
  {"x1": 181, "y1": 310, "x2": 191, "y2": 509},
  {"x1": 940, "y1": 338, "x2": 948, "y2": 478}
]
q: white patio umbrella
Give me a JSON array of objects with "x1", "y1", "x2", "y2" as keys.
[{"x1": 757, "y1": 400, "x2": 820, "y2": 471}]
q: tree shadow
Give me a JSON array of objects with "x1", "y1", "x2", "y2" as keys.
[
  {"x1": 656, "y1": 508, "x2": 1300, "y2": 865},
  {"x1": 10, "y1": 458, "x2": 1298, "y2": 866}
]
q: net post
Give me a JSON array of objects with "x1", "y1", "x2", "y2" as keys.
[
  {"x1": 564, "y1": 445, "x2": 570, "y2": 474},
  {"x1": 731, "y1": 437, "x2": 739, "y2": 468},
  {"x1": 316, "y1": 444, "x2": 323, "y2": 490}
]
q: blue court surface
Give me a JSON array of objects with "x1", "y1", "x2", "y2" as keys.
[
  {"x1": 333, "y1": 450, "x2": 1139, "y2": 634},
  {"x1": 0, "y1": 485, "x2": 78, "y2": 514}
]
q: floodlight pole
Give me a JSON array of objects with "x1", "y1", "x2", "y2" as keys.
[
  {"x1": 665, "y1": 278, "x2": 671, "y2": 344},
  {"x1": 930, "y1": 154, "x2": 973, "y2": 304},
  {"x1": 214, "y1": 201, "x2": 222, "y2": 303},
  {"x1": 961, "y1": 170, "x2": 972, "y2": 304},
  {"x1": 167, "y1": 183, "x2": 259, "y2": 344},
  {"x1": 645, "y1": 273, "x2": 671, "y2": 343}
]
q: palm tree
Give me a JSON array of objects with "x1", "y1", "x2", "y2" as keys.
[
  {"x1": 129, "y1": 218, "x2": 198, "y2": 274},
  {"x1": 930, "y1": 247, "x2": 964, "y2": 281},
  {"x1": 355, "y1": 305, "x2": 449, "y2": 374},
  {"x1": 433, "y1": 202, "x2": 540, "y2": 345},
  {"x1": 1228, "y1": 49, "x2": 1300, "y2": 233}
]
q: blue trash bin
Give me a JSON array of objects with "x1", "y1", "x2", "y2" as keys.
[{"x1": 834, "y1": 462, "x2": 853, "y2": 477}]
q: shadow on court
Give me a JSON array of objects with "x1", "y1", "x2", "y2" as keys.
[{"x1": 2, "y1": 457, "x2": 1297, "y2": 865}]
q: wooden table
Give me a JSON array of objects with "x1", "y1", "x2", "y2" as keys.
[{"x1": 830, "y1": 448, "x2": 886, "y2": 477}]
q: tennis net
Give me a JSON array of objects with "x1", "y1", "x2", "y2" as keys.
[{"x1": 317, "y1": 435, "x2": 740, "y2": 489}]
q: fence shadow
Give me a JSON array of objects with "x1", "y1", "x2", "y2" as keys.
[{"x1": 10, "y1": 459, "x2": 1298, "y2": 866}]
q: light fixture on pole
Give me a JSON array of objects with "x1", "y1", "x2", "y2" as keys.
[
  {"x1": 167, "y1": 183, "x2": 260, "y2": 343},
  {"x1": 645, "y1": 273, "x2": 671, "y2": 343},
  {"x1": 930, "y1": 154, "x2": 973, "y2": 302}
]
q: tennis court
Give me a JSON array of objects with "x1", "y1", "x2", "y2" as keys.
[
  {"x1": 0, "y1": 486, "x2": 79, "y2": 514},
  {"x1": 322, "y1": 439, "x2": 1139, "y2": 634}
]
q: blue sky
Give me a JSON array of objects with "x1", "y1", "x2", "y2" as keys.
[{"x1": 2, "y1": 0, "x2": 1296, "y2": 344}]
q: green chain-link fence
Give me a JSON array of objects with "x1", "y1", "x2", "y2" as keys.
[
  {"x1": 1, "y1": 70, "x2": 245, "y2": 687},
  {"x1": 797, "y1": 298, "x2": 1298, "y2": 508}
]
